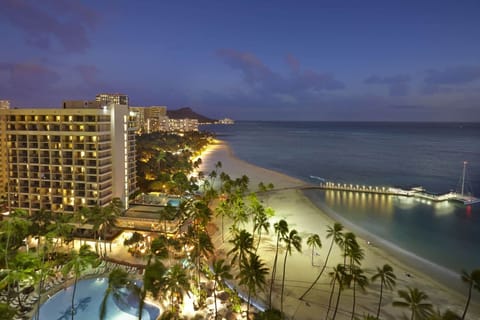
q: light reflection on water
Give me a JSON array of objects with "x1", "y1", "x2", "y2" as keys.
[{"x1": 307, "y1": 189, "x2": 480, "y2": 273}]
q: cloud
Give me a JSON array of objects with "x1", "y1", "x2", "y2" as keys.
[
  {"x1": 364, "y1": 74, "x2": 411, "y2": 96},
  {"x1": 425, "y1": 65, "x2": 480, "y2": 85},
  {"x1": 216, "y1": 49, "x2": 345, "y2": 100},
  {"x1": 0, "y1": 62, "x2": 60, "y2": 90},
  {"x1": 75, "y1": 64, "x2": 101, "y2": 86},
  {"x1": 216, "y1": 49, "x2": 274, "y2": 85},
  {"x1": 0, "y1": 0, "x2": 97, "y2": 52},
  {"x1": 285, "y1": 54, "x2": 300, "y2": 73}
]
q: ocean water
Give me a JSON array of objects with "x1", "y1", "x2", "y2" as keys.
[{"x1": 201, "y1": 121, "x2": 480, "y2": 273}]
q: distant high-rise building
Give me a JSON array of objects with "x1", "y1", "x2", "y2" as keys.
[
  {"x1": 0, "y1": 100, "x2": 10, "y2": 198},
  {"x1": 3, "y1": 104, "x2": 137, "y2": 215},
  {"x1": 96, "y1": 93, "x2": 128, "y2": 106},
  {"x1": 168, "y1": 118, "x2": 199, "y2": 132},
  {"x1": 130, "y1": 106, "x2": 168, "y2": 134}
]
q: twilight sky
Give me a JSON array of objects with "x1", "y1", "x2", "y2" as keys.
[{"x1": 1, "y1": 0, "x2": 480, "y2": 121}]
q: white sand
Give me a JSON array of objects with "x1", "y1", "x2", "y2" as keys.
[{"x1": 199, "y1": 140, "x2": 480, "y2": 320}]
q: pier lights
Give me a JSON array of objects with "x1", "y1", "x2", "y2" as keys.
[{"x1": 350, "y1": 184, "x2": 353, "y2": 189}]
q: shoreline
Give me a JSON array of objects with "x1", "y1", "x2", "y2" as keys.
[
  {"x1": 199, "y1": 139, "x2": 480, "y2": 319},
  {"x1": 302, "y1": 189, "x2": 465, "y2": 294}
]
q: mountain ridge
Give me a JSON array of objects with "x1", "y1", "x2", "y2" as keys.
[{"x1": 166, "y1": 107, "x2": 216, "y2": 123}]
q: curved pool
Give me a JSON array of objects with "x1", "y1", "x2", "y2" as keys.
[{"x1": 38, "y1": 278, "x2": 160, "y2": 320}]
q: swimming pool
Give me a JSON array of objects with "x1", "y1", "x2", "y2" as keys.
[
  {"x1": 38, "y1": 278, "x2": 160, "y2": 320},
  {"x1": 167, "y1": 198, "x2": 181, "y2": 207}
]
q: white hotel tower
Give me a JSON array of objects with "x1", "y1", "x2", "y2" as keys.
[{"x1": 1, "y1": 103, "x2": 137, "y2": 215}]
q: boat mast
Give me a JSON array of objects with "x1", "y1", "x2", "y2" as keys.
[{"x1": 461, "y1": 161, "x2": 467, "y2": 196}]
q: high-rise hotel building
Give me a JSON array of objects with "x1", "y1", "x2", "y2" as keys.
[
  {"x1": 1, "y1": 104, "x2": 137, "y2": 215},
  {"x1": 96, "y1": 93, "x2": 129, "y2": 106}
]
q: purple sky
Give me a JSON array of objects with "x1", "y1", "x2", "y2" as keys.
[{"x1": 1, "y1": 0, "x2": 480, "y2": 121}]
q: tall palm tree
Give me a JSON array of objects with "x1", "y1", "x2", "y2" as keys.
[
  {"x1": 280, "y1": 229, "x2": 302, "y2": 317},
  {"x1": 100, "y1": 268, "x2": 138, "y2": 320},
  {"x1": 327, "y1": 264, "x2": 347, "y2": 320},
  {"x1": 269, "y1": 219, "x2": 288, "y2": 308},
  {"x1": 252, "y1": 203, "x2": 272, "y2": 254},
  {"x1": 346, "y1": 241, "x2": 364, "y2": 270},
  {"x1": 393, "y1": 287, "x2": 433, "y2": 320},
  {"x1": 164, "y1": 264, "x2": 191, "y2": 314},
  {"x1": 194, "y1": 230, "x2": 214, "y2": 287},
  {"x1": 348, "y1": 266, "x2": 368, "y2": 320},
  {"x1": 238, "y1": 253, "x2": 269, "y2": 318},
  {"x1": 211, "y1": 258, "x2": 233, "y2": 320},
  {"x1": 306, "y1": 234, "x2": 322, "y2": 267},
  {"x1": 228, "y1": 229, "x2": 254, "y2": 271},
  {"x1": 61, "y1": 244, "x2": 98, "y2": 320},
  {"x1": 460, "y1": 269, "x2": 480, "y2": 320},
  {"x1": 300, "y1": 222, "x2": 344, "y2": 300},
  {"x1": 215, "y1": 200, "x2": 230, "y2": 243},
  {"x1": 341, "y1": 232, "x2": 358, "y2": 266},
  {"x1": 371, "y1": 264, "x2": 396, "y2": 320}
]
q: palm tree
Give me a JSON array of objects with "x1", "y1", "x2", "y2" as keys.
[
  {"x1": 371, "y1": 264, "x2": 396, "y2": 319},
  {"x1": 211, "y1": 258, "x2": 233, "y2": 319},
  {"x1": 194, "y1": 230, "x2": 214, "y2": 287},
  {"x1": 306, "y1": 234, "x2": 322, "y2": 267},
  {"x1": 228, "y1": 229, "x2": 254, "y2": 271},
  {"x1": 300, "y1": 222, "x2": 344, "y2": 300},
  {"x1": 327, "y1": 264, "x2": 347, "y2": 320},
  {"x1": 269, "y1": 219, "x2": 288, "y2": 308},
  {"x1": 28, "y1": 209, "x2": 53, "y2": 257},
  {"x1": 280, "y1": 229, "x2": 302, "y2": 317},
  {"x1": 348, "y1": 266, "x2": 368, "y2": 320},
  {"x1": 100, "y1": 268, "x2": 136, "y2": 320},
  {"x1": 164, "y1": 264, "x2": 191, "y2": 314},
  {"x1": 99, "y1": 198, "x2": 124, "y2": 255},
  {"x1": 46, "y1": 213, "x2": 74, "y2": 250},
  {"x1": 341, "y1": 232, "x2": 358, "y2": 266},
  {"x1": 230, "y1": 196, "x2": 248, "y2": 230},
  {"x1": 215, "y1": 199, "x2": 230, "y2": 243},
  {"x1": 238, "y1": 253, "x2": 269, "y2": 317},
  {"x1": 62, "y1": 244, "x2": 98, "y2": 320},
  {"x1": 393, "y1": 287, "x2": 433, "y2": 320},
  {"x1": 0, "y1": 252, "x2": 39, "y2": 309},
  {"x1": 252, "y1": 201, "x2": 272, "y2": 254},
  {"x1": 0, "y1": 209, "x2": 31, "y2": 268},
  {"x1": 460, "y1": 269, "x2": 480, "y2": 320},
  {"x1": 140, "y1": 260, "x2": 167, "y2": 319}
]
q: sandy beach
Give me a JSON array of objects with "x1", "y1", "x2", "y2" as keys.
[{"x1": 199, "y1": 140, "x2": 480, "y2": 320}]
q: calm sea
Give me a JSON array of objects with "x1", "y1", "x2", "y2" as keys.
[{"x1": 201, "y1": 121, "x2": 480, "y2": 273}]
